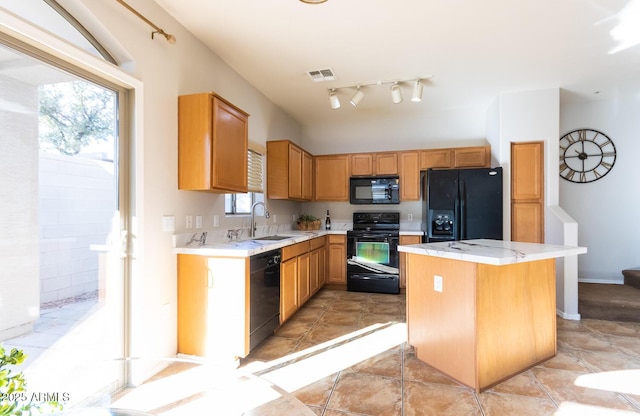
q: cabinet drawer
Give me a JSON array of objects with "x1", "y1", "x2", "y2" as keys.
[
  {"x1": 328, "y1": 234, "x2": 346, "y2": 244},
  {"x1": 310, "y1": 236, "x2": 326, "y2": 250},
  {"x1": 282, "y1": 241, "x2": 309, "y2": 260}
]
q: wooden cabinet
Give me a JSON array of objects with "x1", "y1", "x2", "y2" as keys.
[
  {"x1": 297, "y1": 251, "x2": 311, "y2": 306},
  {"x1": 419, "y1": 145, "x2": 491, "y2": 170},
  {"x1": 453, "y1": 146, "x2": 490, "y2": 168},
  {"x1": 399, "y1": 151, "x2": 420, "y2": 201},
  {"x1": 266, "y1": 140, "x2": 313, "y2": 201},
  {"x1": 511, "y1": 141, "x2": 544, "y2": 243},
  {"x1": 350, "y1": 153, "x2": 374, "y2": 176},
  {"x1": 327, "y1": 234, "x2": 347, "y2": 284},
  {"x1": 177, "y1": 254, "x2": 249, "y2": 359},
  {"x1": 399, "y1": 235, "x2": 422, "y2": 288},
  {"x1": 302, "y1": 151, "x2": 313, "y2": 200},
  {"x1": 281, "y1": 256, "x2": 299, "y2": 323},
  {"x1": 309, "y1": 236, "x2": 326, "y2": 296},
  {"x1": 280, "y1": 237, "x2": 326, "y2": 323},
  {"x1": 406, "y1": 252, "x2": 556, "y2": 392},
  {"x1": 314, "y1": 154, "x2": 350, "y2": 201},
  {"x1": 178, "y1": 93, "x2": 249, "y2": 192},
  {"x1": 351, "y1": 152, "x2": 398, "y2": 176},
  {"x1": 420, "y1": 149, "x2": 452, "y2": 170}
]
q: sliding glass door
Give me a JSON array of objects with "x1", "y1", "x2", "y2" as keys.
[{"x1": 0, "y1": 39, "x2": 129, "y2": 408}]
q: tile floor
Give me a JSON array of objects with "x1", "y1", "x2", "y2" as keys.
[
  {"x1": 5, "y1": 288, "x2": 640, "y2": 415},
  {"x1": 240, "y1": 288, "x2": 640, "y2": 416}
]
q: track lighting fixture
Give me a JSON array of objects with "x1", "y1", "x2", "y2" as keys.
[
  {"x1": 325, "y1": 76, "x2": 431, "y2": 110},
  {"x1": 349, "y1": 87, "x2": 365, "y2": 107},
  {"x1": 328, "y1": 89, "x2": 340, "y2": 109},
  {"x1": 390, "y1": 82, "x2": 403, "y2": 104},
  {"x1": 411, "y1": 79, "x2": 423, "y2": 102}
]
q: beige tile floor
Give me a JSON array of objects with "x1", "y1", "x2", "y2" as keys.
[{"x1": 241, "y1": 288, "x2": 640, "y2": 416}]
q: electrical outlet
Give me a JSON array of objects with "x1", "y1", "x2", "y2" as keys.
[
  {"x1": 186, "y1": 215, "x2": 193, "y2": 229},
  {"x1": 162, "y1": 215, "x2": 175, "y2": 232},
  {"x1": 408, "y1": 213, "x2": 413, "y2": 221},
  {"x1": 272, "y1": 214, "x2": 277, "y2": 223},
  {"x1": 195, "y1": 215, "x2": 203, "y2": 229},
  {"x1": 213, "y1": 215, "x2": 219, "y2": 227},
  {"x1": 434, "y1": 275, "x2": 443, "y2": 293},
  {"x1": 293, "y1": 214, "x2": 297, "y2": 222}
]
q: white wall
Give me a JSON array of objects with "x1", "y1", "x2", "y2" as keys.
[{"x1": 560, "y1": 95, "x2": 640, "y2": 283}]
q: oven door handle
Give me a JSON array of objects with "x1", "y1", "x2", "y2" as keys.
[{"x1": 355, "y1": 234, "x2": 395, "y2": 239}]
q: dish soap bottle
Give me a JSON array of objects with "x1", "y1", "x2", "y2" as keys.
[{"x1": 325, "y1": 210, "x2": 331, "y2": 230}]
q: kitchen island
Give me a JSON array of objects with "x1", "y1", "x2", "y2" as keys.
[{"x1": 398, "y1": 239, "x2": 587, "y2": 392}]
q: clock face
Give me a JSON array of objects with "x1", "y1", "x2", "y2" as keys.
[{"x1": 559, "y1": 128, "x2": 616, "y2": 183}]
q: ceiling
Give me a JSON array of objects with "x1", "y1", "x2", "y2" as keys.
[{"x1": 153, "y1": 0, "x2": 640, "y2": 131}]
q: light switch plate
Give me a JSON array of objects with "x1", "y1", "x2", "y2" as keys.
[
  {"x1": 186, "y1": 215, "x2": 193, "y2": 229},
  {"x1": 213, "y1": 215, "x2": 219, "y2": 227},
  {"x1": 162, "y1": 215, "x2": 175, "y2": 232},
  {"x1": 195, "y1": 215, "x2": 203, "y2": 229}
]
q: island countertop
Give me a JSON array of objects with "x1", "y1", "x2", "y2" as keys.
[{"x1": 398, "y1": 239, "x2": 587, "y2": 266}]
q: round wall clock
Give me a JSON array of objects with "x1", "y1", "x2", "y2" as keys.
[{"x1": 559, "y1": 128, "x2": 616, "y2": 183}]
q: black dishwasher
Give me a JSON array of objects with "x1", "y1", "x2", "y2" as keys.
[{"x1": 249, "y1": 249, "x2": 281, "y2": 350}]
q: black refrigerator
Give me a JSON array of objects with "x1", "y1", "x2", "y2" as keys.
[{"x1": 422, "y1": 167, "x2": 503, "y2": 243}]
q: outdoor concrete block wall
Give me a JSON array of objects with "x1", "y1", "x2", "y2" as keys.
[{"x1": 38, "y1": 152, "x2": 115, "y2": 304}]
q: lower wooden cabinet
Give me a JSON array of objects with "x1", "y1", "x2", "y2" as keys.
[
  {"x1": 399, "y1": 235, "x2": 423, "y2": 288},
  {"x1": 309, "y1": 237, "x2": 326, "y2": 295},
  {"x1": 280, "y1": 256, "x2": 299, "y2": 323},
  {"x1": 280, "y1": 236, "x2": 327, "y2": 323},
  {"x1": 327, "y1": 234, "x2": 347, "y2": 284},
  {"x1": 177, "y1": 254, "x2": 250, "y2": 360}
]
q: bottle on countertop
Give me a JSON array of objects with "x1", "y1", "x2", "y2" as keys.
[{"x1": 325, "y1": 209, "x2": 331, "y2": 230}]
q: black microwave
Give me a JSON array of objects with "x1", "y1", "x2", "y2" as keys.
[{"x1": 349, "y1": 176, "x2": 400, "y2": 204}]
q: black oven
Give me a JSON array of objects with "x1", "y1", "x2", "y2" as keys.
[{"x1": 347, "y1": 212, "x2": 400, "y2": 294}]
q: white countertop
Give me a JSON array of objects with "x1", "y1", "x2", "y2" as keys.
[
  {"x1": 174, "y1": 227, "x2": 423, "y2": 257},
  {"x1": 174, "y1": 230, "x2": 344, "y2": 257},
  {"x1": 398, "y1": 239, "x2": 587, "y2": 266}
]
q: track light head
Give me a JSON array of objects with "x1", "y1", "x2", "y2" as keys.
[
  {"x1": 390, "y1": 82, "x2": 403, "y2": 104},
  {"x1": 411, "y1": 79, "x2": 423, "y2": 102},
  {"x1": 350, "y1": 87, "x2": 365, "y2": 107},
  {"x1": 328, "y1": 89, "x2": 340, "y2": 109}
]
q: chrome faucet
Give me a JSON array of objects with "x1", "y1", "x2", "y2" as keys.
[{"x1": 250, "y1": 201, "x2": 270, "y2": 237}]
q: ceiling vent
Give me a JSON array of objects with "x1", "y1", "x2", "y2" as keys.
[{"x1": 306, "y1": 68, "x2": 336, "y2": 82}]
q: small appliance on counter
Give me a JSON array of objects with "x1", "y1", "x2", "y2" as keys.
[
  {"x1": 346, "y1": 211, "x2": 400, "y2": 294},
  {"x1": 422, "y1": 167, "x2": 503, "y2": 243}
]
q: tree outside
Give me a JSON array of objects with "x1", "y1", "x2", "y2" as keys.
[{"x1": 38, "y1": 81, "x2": 115, "y2": 156}]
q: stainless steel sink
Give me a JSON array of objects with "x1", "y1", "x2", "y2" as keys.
[{"x1": 252, "y1": 235, "x2": 291, "y2": 241}]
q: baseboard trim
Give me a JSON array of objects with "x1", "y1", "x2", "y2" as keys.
[
  {"x1": 557, "y1": 309, "x2": 581, "y2": 320},
  {"x1": 578, "y1": 278, "x2": 624, "y2": 285}
]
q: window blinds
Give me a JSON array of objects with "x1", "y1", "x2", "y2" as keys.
[{"x1": 247, "y1": 148, "x2": 264, "y2": 193}]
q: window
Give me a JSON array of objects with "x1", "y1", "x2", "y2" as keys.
[{"x1": 225, "y1": 146, "x2": 265, "y2": 215}]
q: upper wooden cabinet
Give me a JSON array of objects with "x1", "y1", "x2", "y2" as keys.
[
  {"x1": 453, "y1": 146, "x2": 490, "y2": 168},
  {"x1": 314, "y1": 154, "x2": 350, "y2": 201},
  {"x1": 419, "y1": 145, "x2": 491, "y2": 170},
  {"x1": 266, "y1": 140, "x2": 313, "y2": 201},
  {"x1": 399, "y1": 151, "x2": 420, "y2": 201},
  {"x1": 178, "y1": 93, "x2": 249, "y2": 192},
  {"x1": 420, "y1": 149, "x2": 452, "y2": 170},
  {"x1": 351, "y1": 152, "x2": 398, "y2": 176}
]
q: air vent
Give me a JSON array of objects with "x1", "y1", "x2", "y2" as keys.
[{"x1": 306, "y1": 68, "x2": 336, "y2": 82}]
